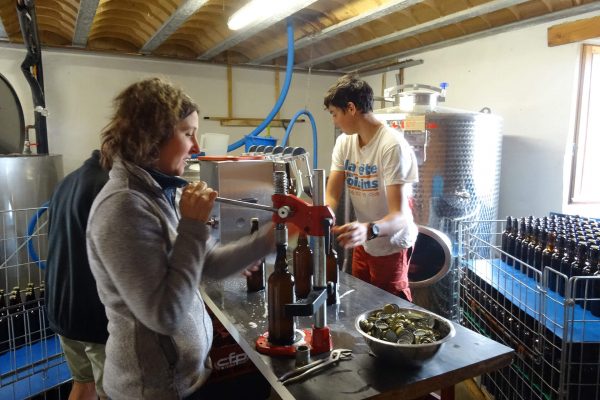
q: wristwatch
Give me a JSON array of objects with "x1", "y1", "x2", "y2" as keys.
[{"x1": 367, "y1": 222, "x2": 380, "y2": 240}]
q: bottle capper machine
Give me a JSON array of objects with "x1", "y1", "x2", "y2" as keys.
[{"x1": 211, "y1": 146, "x2": 336, "y2": 356}]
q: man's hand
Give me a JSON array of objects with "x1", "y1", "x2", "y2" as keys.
[
  {"x1": 180, "y1": 181, "x2": 218, "y2": 223},
  {"x1": 332, "y1": 221, "x2": 369, "y2": 249}
]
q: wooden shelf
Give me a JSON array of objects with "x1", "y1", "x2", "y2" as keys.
[{"x1": 203, "y1": 116, "x2": 304, "y2": 128}]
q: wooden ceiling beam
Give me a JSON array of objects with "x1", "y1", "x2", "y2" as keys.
[
  {"x1": 343, "y1": 2, "x2": 600, "y2": 72},
  {"x1": 249, "y1": 0, "x2": 426, "y2": 65},
  {"x1": 73, "y1": 0, "x2": 100, "y2": 47},
  {"x1": 297, "y1": 0, "x2": 530, "y2": 68},
  {"x1": 141, "y1": 0, "x2": 209, "y2": 54},
  {"x1": 548, "y1": 14, "x2": 600, "y2": 47}
]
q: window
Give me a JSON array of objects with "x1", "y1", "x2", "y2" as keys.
[{"x1": 569, "y1": 44, "x2": 600, "y2": 205}]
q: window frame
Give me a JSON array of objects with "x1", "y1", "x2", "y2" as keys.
[{"x1": 569, "y1": 44, "x2": 600, "y2": 205}]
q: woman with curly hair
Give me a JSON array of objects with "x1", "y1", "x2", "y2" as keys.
[{"x1": 87, "y1": 77, "x2": 274, "y2": 399}]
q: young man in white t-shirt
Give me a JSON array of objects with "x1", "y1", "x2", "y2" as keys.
[{"x1": 324, "y1": 74, "x2": 419, "y2": 301}]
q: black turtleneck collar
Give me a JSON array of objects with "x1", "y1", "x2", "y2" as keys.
[{"x1": 144, "y1": 168, "x2": 188, "y2": 210}]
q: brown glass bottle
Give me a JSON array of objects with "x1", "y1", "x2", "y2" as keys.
[
  {"x1": 559, "y1": 238, "x2": 577, "y2": 296},
  {"x1": 519, "y1": 223, "x2": 533, "y2": 274},
  {"x1": 293, "y1": 232, "x2": 313, "y2": 299},
  {"x1": 526, "y1": 225, "x2": 540, "y2": 272},
  {"x1": 8, "y1": 291, "x2": 25, "y2": 348},
  {"x1": 501, "y1": 216, "x2": 513, "y2": 262},
  {"x1": 587, "y1": 246, "x2": 600, "y2": 317},
  {"x1": 542, "y1": 231, "x2": 557, "y2": 290},
  {"x1": 570, "y1": 241, "x2": 588, "y2": 302},
  {"x1": 246, "y1": 218, "x2": 266, "y2": 292},
  {"x1": 326, "y1": 231, "x2": 340, "y2": 305},
  {"x1": 506, "y1": 218, "x2": 519, "y2": 266},
  {"x1": 0, "y1": 289, "x2": 8, "y2": 352},
  {"x1": 514, "y1": 218, "x2": 527, "y2": 271},
  {"x1": 532, "y1": 228, "x2": 548, "y2": 276},
  {"x1": 268, "y1": 233, "x2": 295, "y2": 345}
]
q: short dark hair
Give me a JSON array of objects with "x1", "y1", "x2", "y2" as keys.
[
  {"x1": 323, "y1": 73, "x2": 374, "y2": 113},
  {"x1": 100, "y1": 77, "x2": 198, "y2": 169}
]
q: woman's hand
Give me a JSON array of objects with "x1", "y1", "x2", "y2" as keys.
[
  {"x1": 332, "y1": 221, "x2": 369, "y2": 249},
  {"x1": 180, "y1": 181, "x2": 218, "y2": 222},
  {"x1": 241, "y1": 259, "x2": 263, "y2": 277}
]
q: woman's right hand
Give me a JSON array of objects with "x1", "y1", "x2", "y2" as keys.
[{"x1": 180, "y1": 181, "x2": 218, "y2": 223}]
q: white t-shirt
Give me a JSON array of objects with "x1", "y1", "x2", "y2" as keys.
[{"x1": 330, "y1": 124, "x2": 419, "y2": 256}]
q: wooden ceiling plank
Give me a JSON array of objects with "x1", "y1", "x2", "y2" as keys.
[
  {"x1": 197, "y1": 0, "x2": 319, "y2": 60},
  {"x1": 249, "y1": 0, "x2": 427, "y2": 65},
  {"x1": 73, "y1": 0, "x2": 100, "y2": 47},
  {"x1": 342, "y1": 1, "x2": 600, "y2": 72},
  {"x1": 298, "y1": 0, "x2": 530, "y2": 68},
  {"x1": 92, "y1": 15, "x2": 156, "y2": 38},
  {"x1": 141, "y1": 0, "x2": 209, "y2": 54},
  {"x1": 548, "y1": 14, "x2": 600, "y2": 46}
]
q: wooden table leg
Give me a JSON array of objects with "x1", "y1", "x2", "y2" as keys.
[{"x1": 441, "y1": 385, "x2": 455, "y2": 400}]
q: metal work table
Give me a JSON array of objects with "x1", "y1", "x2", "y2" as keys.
[{"x1": 201, "y1": 270, "x2": 514, "y2": 400}]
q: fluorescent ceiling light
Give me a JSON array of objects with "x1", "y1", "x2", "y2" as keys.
[{"x1": 228, "y1": 0, "x2": 306, "y2": 30}]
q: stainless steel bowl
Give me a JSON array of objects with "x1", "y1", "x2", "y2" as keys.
[{"x1": 355, "y1": 307, "x2": 456, "y2": 365}]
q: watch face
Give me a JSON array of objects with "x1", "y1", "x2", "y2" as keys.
[
  {"x1": 372, "y1": 224, "x2": 380, "y2": 237},
  {"x1": 368, "y1": 223, "x2": 379, "y2": 240},
  {"x1": 371, "y1": 224, "x2": 379, "y2": 237}
]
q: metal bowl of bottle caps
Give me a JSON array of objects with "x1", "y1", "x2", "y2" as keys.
[{"x1": 355, "y1": 304, "x2": 456, "y2": 365}]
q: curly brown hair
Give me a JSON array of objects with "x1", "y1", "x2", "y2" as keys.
[{"x1": 100, "y1": 77, "x2": 198, "y2": 169}]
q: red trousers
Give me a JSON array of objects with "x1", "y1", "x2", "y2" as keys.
[{"x1": 352, "y1": 245, "x2": 412, "y2": 301}]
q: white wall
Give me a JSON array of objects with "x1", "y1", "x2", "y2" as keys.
[
  {"x1": 0, "y1": 46, "x2": 338, "y2": 174},
  {"x1": 368, "y1": 10, "x2": 600, "y2": 219}
]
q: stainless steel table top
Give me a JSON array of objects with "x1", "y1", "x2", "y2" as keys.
[{"x1": 201, "y1": 270, "x2": 513, "y2": 400}]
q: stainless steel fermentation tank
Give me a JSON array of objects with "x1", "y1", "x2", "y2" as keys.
[
  {"x1": 0, "y1": 154, "x2": 63, "y2": 291},
  {"x1": 374, "y1": 85, "x2": 503, "y2": 320}
]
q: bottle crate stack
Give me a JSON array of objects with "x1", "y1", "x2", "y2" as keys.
[
  {"x1": 0, "y1": 207, "x2": 70, "y2": 399},
  {"x1": 458, "y1": 216, "x2": 600, "y2": 400}
]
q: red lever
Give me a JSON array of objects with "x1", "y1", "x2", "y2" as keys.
[{"x1": 271, "y1": 193, "x2": 335, "y2": 237}]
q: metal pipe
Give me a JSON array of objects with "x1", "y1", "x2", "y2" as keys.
[
  {"x1": 312, "y1": 169, "x2": 327, "y2": 328},
  {"x1": 214, "y1": 197, "x2": 277, "y2": 213}
]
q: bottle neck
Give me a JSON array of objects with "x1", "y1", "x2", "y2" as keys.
[{"x1": 275, "y1": 243, "x2": 288, "y2": 271}]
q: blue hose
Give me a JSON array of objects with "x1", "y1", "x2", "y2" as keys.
[
  {"x1": 27, "y1": 202, "x2": 49, "y2": 269},
  {"x1": 227, "y1": 18, "x2": 295, "y2": 152},
  {"x1": 281, "y1": 109, "x2": 319, "y2": 168}
]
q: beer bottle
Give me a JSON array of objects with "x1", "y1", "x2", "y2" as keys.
[
  {"x1": 0, "y1": 290, "x2": 8, "y2": 353},
  {"x1": 587, "y1": 246, "x2": 600, "y2": 317},
  {"x1": 293, "y1": 232, "x2": 313, "y2": 299},
  {"x1": 532, "y1": 228, "x2": 548, "y2": 276},
  {"x1": 559, "y1": 238, "x2": 577, "y2": 297},
  {"x1": 520, "y1": 223, "x2": 533, "y2": 274},
  {"x1": 246, "y1": 218, "x2": 266, "y2": 292},
  {"x1": 507, "y1": 218, "x2": 519, "y2": 266},
  {"x1": 24, "y1": 286, "x2": 40, "y2": 343},
  {"x1": 267, "y1": 226, "x2": 295, "y2": 345},
  {"x1": 570, "y1": 242, "x2": 587, "y2": 302},
  {"x1": 526, "y1": 225, "x2": 540, "y2": 272},
  {"x1": 514, "y1": 218, "x2": 527, "y2": 271},
  {"x1": 542, "y1": 231, "x2": 557, "y2": 290},
  {"x1": 8, "y1": 291, "x2": 25, "y2": 348},
  {"x1": 326, "y1": 230, "x2": 340, "y2": 305},
  {"x1": 501, "y1": 216, "x2": 512, "y2": 263},
  {"x1": 581, "y1": 245, "x2": 598, "y2": 312}
]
